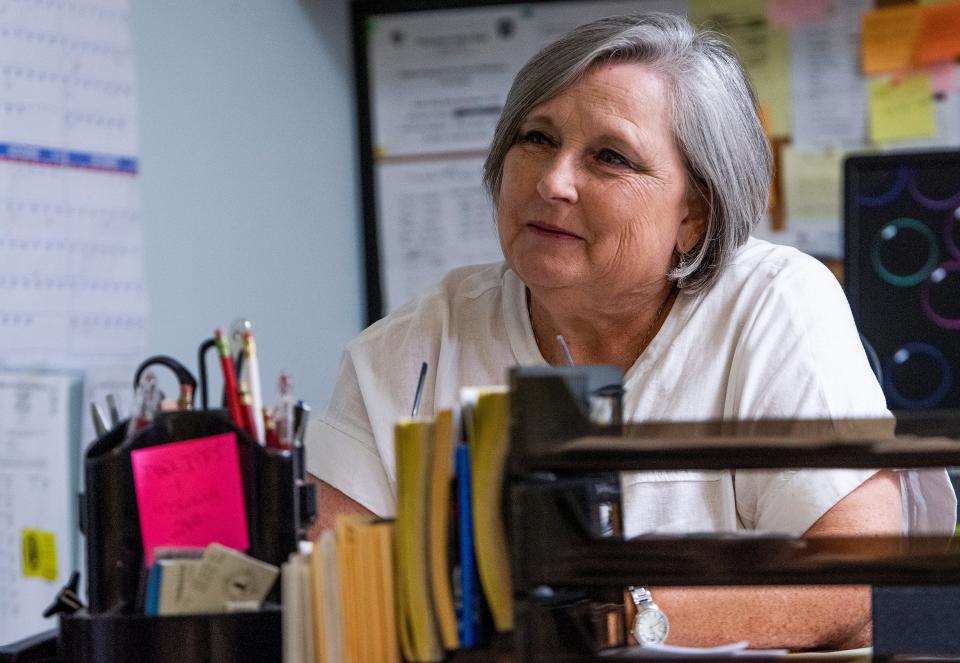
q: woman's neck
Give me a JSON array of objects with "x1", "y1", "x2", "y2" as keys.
[{"x1": 527, "y1": 280, "x2": 678, "y2": 371}]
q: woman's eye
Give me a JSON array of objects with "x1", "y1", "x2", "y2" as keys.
[
  {"x1": 598, "y1": 148, "x2": 629, "y2": 167},
  {"x1": 518, "y1": 130, "x2": 552, "y2": 146}
]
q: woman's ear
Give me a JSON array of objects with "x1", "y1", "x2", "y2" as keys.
[{"x1": 677, "y1": 185, "x2": 709, "y2": 254}]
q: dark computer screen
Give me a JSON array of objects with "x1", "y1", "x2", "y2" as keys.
[{"x1": 845, "y1": 151, "x2": 960, "y2": 410}]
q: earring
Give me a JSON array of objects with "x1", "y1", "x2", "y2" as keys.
[{"x1": 675, "y1": 248, "x2": 689, "y2": 271}]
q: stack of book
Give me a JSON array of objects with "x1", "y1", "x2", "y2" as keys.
[{"x1": 281, "y1": 387, "x2": 513, "y2": 663}]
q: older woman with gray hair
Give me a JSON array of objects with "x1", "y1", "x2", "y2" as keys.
[{"x1": 308, "y1": 12, "x2": 955, "y2": 649}]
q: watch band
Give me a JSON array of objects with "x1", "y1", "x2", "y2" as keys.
[{"x1": 629, "y1": 586, "x2": 653, "y2": 607}]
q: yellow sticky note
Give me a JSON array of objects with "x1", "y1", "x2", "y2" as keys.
[
  {"x1": 689, "y1": 0, "x2": 792, "y2": 136},
  {"x1": 21, "y1": 529, "x2": 58, "y2": 581},
  {"x1": 868, "y1": 75, "x2": 938, "y2": 144},
  {"x1": 861, "y1": 5, "x2": 922, "y2": 74},
  {"x1": 782, "y1": 146, "x2": 845, "y2": 223}
]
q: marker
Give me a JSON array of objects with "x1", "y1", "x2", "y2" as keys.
[{"x1": 214, "y1": 328, "x2": 244, "y2": 429}]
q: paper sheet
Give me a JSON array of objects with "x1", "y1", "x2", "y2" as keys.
[
  {"x1": 868, "y1": 74, "x2": 938, "y2": 144},
  {"x1": 369, "y1": 1, "x2": 690, "y2": 158},
  {"x1": 0, "y1": 371, "x2": 79, "y2": 645},
  {"x1": 689, "y1": 0, "x2": 792, "y2": 136},
  {"x1": 780, "y1": 146, "x2": 846, "y2": 257},
  {"x1": 375, "y1": 158, "x2": 501, "y2": 313},
  {"x1": 789, "y1": 1, "x2": 870, "y2": 150},
  {"x1": 0, "y1": 0, "x2": 146, "y2": 368},
  {"x1": 368, "y1": 6, "x2": 532, "y2": 157}
]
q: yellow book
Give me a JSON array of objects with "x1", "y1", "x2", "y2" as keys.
[
  {"x1": 336, "y1": 514, "x2": 370, "y2": 663},
  {"x1": 468, "y1": 387, "x2": 514, "y2": 632},
  {"x1": 429, "y1": 409, "x2": 459, "y2": 650},
  {"x1": 372, "y1": 521, "x2": 400, "y2": 663},
  {"x1": 395, "y1": 418, "x2": 444, "y2": 662}
]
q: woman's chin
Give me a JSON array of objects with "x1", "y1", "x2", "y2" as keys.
[{"x1": 509, "y1": 256, "x2": 586, "y2": 290}]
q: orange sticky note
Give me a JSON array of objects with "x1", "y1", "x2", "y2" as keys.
[
  {"x1": 861, "y1": 5, "x2": 922, "y2": 75},
  {"x1": 132, "y1": 432, "x2": 249, "y2": 566},
  {"x1": 917, "y1": 3, "x2": 960, "y2": 66}
]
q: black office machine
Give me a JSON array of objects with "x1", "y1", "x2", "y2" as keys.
[{"x1": 506, "y1": 367, "x2": 960, "y2": 662}]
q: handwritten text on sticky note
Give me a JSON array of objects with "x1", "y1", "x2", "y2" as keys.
[{"x1": 132, "y1": 432, "x2": 249, "y2": 566}]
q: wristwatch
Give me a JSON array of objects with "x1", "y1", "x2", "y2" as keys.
[{"x1": 629, "y1": 586, "x2": 669, "y2": 645}]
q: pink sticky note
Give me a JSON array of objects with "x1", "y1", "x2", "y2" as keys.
[
  {"x1": 767, "y1": 0, "x2": 830, "y2": 27},
  {"x1": 132, "y1": 432, "x2": 249, "y2": 566},
  {"x1": 925, "y1": 62, "x2": 957, "y2": 96}
]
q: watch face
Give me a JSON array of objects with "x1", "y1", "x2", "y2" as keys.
[{"x1": 632, "y1": 608, "x2": 669, "y2": 645}]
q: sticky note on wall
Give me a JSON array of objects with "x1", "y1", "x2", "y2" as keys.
[
  {"x1": 861, "y1": 5, "x2": 922, "y2": 75},
  {"x1": 132, "y1": 432, "x2": 249, "y2": 566},
  {"x1": 21, "y1": 529, "x2": 57, "y2": 581},
  {"x1": 917, "y1": 3, "x2": 960, "y2": 66},
  {"x1": 868, "y1": 74, "x2": 937, "y2": 144}
]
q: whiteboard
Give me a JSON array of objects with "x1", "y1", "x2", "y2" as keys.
[
  {"x1": 0, "y1": 370, "x2": 82, "y2": 646},
  {"x1": 355, "y1": 0, "x2": 960, "y2": 322}
]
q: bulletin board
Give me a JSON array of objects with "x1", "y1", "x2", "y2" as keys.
[{"x1": 352, "y1": 0, "x2": 960, "y2": 323}]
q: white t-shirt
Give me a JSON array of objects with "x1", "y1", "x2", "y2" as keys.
[{"x1": 307, "y1": 238, "x2": 956, "y2": 535}]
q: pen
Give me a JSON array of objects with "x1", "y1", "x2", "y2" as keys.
[
  {"x1": 242, "y1": 332, "x2": 266, "y2": 444},
  {"x1": 105, "y1": 393, "x2": 121, "y2": 426},
  {"x1": 292, "y1": 400, "x2": 310, "y2": 447},
  {"x1": 90, "y1": 403, "x2": 108, "y2": 437},
  {"x1": 214, "y1": 328, "x2": 244, "y2": 429},
  {"x1": 127, "y1": 371, "x2": 160, "y2": 437},
  {"x1": 411, "y1": 361, "x2": 428, "y2": 417},
  {"x1": 177, "y1": 384, "x2": 194, "y2": 411},
  {"x1": 292, "y1": 400, "x2": 310, "y2": 480},
  {"x1": 273, "y1": 373, "x2": 294, "y2": 449},
  {"x1": 239, "y1": 383, "x2": 257, "y2": 439},
  {"x1": 556, "y1": 335, "x2": 575, "y2": 367}
]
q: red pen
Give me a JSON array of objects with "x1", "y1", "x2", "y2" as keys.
[{"x1": 214, "y1": 328, "x2": 244, "y2": 428}]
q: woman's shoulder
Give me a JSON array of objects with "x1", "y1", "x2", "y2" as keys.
[
  {"x1": 724, "y1": 236, "x2": 840, "y2": 295},
  {"x1": 347, "y1": 262, "x2": 510, "y2": 352}
]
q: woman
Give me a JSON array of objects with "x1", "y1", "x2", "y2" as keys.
[{"x1": 307, "y1": 13, "x2": 956, "y2": 649}]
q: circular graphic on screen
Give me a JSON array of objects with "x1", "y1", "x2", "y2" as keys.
[
  {"x1": 946, "y1": 210, "x2": 960, "y2": 260},
  {"x1": 871, "y1": 218, "x2": 939, "y2": 287},
  {"x1": 921, "y1": 262, "x2": 960, "y2": 330},
  {"x1": 858, "y1": 168, "x2": 908, "y2": 207},
  {"x1": 884, "y1": 342, "x2": 952, "y2": 410},
  {"x1": 908, "y1": 174, "x2": 960, "y2": 211}
]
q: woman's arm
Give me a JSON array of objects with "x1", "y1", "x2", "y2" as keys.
[
  {"x1": 306, "y1": 473, "x2": 375, "y2": 539},
  {"x1": 643, "y1": 469, "x2": 903, "y2": 650}
]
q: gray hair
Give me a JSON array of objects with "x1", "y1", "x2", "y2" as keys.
[{"x1": 483, "y1": 12, "x2": 772, "y2": 292}]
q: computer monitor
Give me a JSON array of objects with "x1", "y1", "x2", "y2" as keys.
[{"x1": 844, "y1": 150, "x2": 960, "y2": 411}]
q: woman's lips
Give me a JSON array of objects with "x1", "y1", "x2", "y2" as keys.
[{"x1": 525, "y1": 221, "x2": 584, "y2": 240}]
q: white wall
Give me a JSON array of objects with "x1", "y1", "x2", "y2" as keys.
[{"x1": 130, "y1": 0, "x2": 362, "y2": 410}]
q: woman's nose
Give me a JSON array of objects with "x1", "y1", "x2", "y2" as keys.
[{"x1": 536, "y1": 154, "x2": 579, "y2": 204}]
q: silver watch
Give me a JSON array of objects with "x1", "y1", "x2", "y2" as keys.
[{"x1": 629, "y1": 586, "x2": 669, "y2": 645}]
